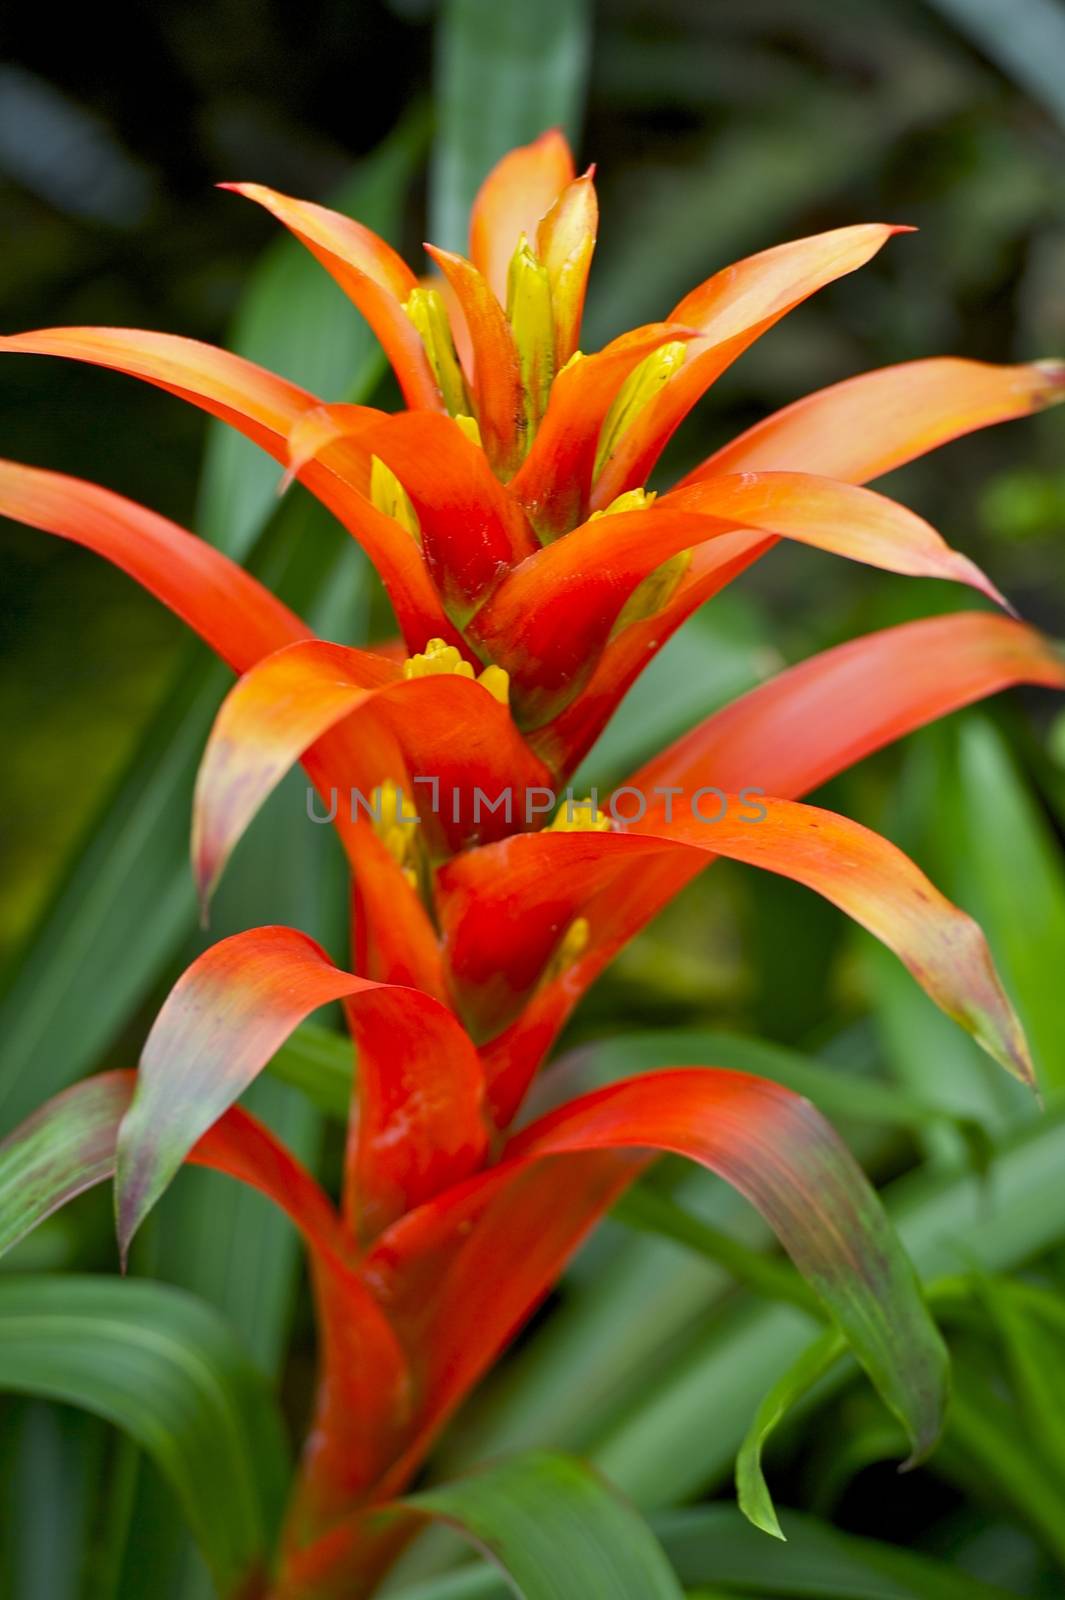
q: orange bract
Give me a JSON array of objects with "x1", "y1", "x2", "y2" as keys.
[{"x1": 1, "y1": 128, "x2": 1063, "y2": 1600}]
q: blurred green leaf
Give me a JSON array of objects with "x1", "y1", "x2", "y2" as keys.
[
  {"x1": 430, "y1": 0, "x2": 592, "y2": 251},
  {"x1": 974, "y1": 1276, "x2": 1065, "y2": 1489},
  {"x1": 543, "y1": 1026, "x2": 990, "y2": 1142},
  {"x1": 399, "y1": 1452, "x2": 683, "y2": 1599},
  {"x1": 0, "y1": 1275, "x2": 290, "y2": 1596},
  {"x1": 921, "y1": 0, "x2": 1065, "y2": 135},
  {"x1": 945, "y1": 1348, "x2": 1065, "y2": 1567},
  {"x1": 0, "y1": 1404, "x2": 103, "y2": 1600},
  {"x1": 583, "y1": 78, "x2": 935, "y2": 347},
  {"x1": 660, "y1": 1504, "x2": 1017, "y2": 1599},
  {"x1": 865, "y1": 728, "x2": 1035, "y2": 1146},
  {"x1": 265, "y1": 1019, "x2": 352, "y2": 1120},
  {"x1": 867, "y1": 936, "x2": 1017, "y2": 1165},
  {"x1": 949, "y1": 717, "x2": 1065, "y2": 1094},
  {"x1": 919, "y1": 1273, "x2": 1065, "y2": 1551},
  {"x1": 389, "y1": 1503, "x2": 1014, "y2": 1599},
  {"x1": 611, "y1": 1183, "x2": 819, "y2": 1315}
]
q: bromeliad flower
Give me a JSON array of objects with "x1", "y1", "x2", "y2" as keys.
[{"x1": 2, "y1": 129, "x2": 1064, "y2": 1597}]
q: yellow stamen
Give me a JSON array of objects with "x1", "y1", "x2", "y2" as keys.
[
  {"x1": 403, "y1": 286, "x2": 469, "y2": 417},
  {"x1": 594, "y1": 340, "x2": 688, "y2": 479},
  {"x1": 547, "y1": 797, "x2": 612, "y2": 833},
  {"x1": 476, "y1": 664, "x2": 510, "y2": 705},
  {"x1": 369, "y1": 454, "x2": 420, "y2": 540},
  {"x1": 585, "y1": 486, "x2": 689, "y2": 633},
  {"x1": 588, "y1": 487, "x2": 657, "y2": 521},
  {"x1": 370, "y1": 780, "x2": 421, "y2": 890},
  {"x1": 403, "y1": 639, "x2": 510, "y2": 706},
  {"x1": 454, "y1": 414, "x2": 482, "y2": 447},
  {"x1": 544, "y1": 916, "x2": 591, "y2": 982},
  {"x1": 403, "y1": 638, "x2": 475, "y2": 681},
  {"x1": 506, "y1": 234, "x2": 556, "y2": 435},
  {"x1": 612, "y1": 550, "x2": 693, "y2": 637}
]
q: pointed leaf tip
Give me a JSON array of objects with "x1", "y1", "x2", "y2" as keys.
[{"x1": 948, "y1": 553, "x2": 1017, "y2": 618}]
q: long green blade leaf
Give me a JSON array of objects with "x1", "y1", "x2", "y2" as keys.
[
  {"x1": 949, "y1": 717, "x2": 1065, "y2": 1093},
  {"x1": 389, "y1": 1504, "x2": 1013, "y2": 1600},
  {"x1": 0, "y1": 1276, "x2": 289, "y2": 1597},
  {"x1": 659, "y1": 1504, "x2": 1017, "y2": 1600},
  {"x1": 399, "y1": 1452, "x2": 683, "y2": 1599}
]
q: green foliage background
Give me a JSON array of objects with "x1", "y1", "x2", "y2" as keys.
[{"x1": 1, "y1": 0, "x2": 1064, "y2": 1596}]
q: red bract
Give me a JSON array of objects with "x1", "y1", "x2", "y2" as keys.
[{"x1": 2, "y1": 130, "x2": 1064, "y2": 1598}]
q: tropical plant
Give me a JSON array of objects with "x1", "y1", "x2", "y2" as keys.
[{"x1": 1, "y1": 73, "x2": 1064, "y2": 1600}]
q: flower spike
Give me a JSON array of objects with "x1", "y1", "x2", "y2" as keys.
[{"x1": 4, "y1": 128, "x2": 1064, "y2": 1600}]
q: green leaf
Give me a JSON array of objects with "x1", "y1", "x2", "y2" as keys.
[
  {"x1": 945, "y1": 1349, "x2": 1065, "y2": 1567},
  {"x1": 0, "y1": 1404, "x2": 105, "y2": 1600},
  {"x1": 265, "y1": 1020, "x2": 352, "y2": 1120},
  {"x1": 863, "y1": 734, "x2": 1024, "y2": 1154},
  {"x1": 399, "y1": 1452, "x2": 683, "y2": 1599},
  {"x1": 592, "y1": 1103, "x2": 1065, "y2": 1510},
  {"x1": 976, "y1": 1278, "x2": 1065, "y2": 1484},
  {"x1": 658, "y1": 1504, "x2": 1017, "y2": 1600},
  {"x1": 924, "y1": 1274, "x2": 1065, "y2": 1561},
  {"x1": 389, "y1": 1505, "x2": 1013, "y2": 1600},
  {"x1": 430, "y1": 0, "x2": 592, "y2": 251},
  {"x1": 950, "y1": 717, "x2": 1065, "y2": 1094},
  {"x1": 921, "y1": 0, "x2": 1065, "y2": 136},
  {"x1": 0, "y1": 1275, "x2": 290, "y2": 1597},
  {"x1": 735, "y1": 1329, "x2": 846, "y2": 1540},
  {"x1": 611, "y1": 1182, "x2": 820, "y2": 1315},
  {"x1": 0, "y1": 1071, "x2": 130, "y2": 1260}
]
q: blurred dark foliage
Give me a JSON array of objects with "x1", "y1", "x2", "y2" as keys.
[{"x1": 2, "y1": 0, "x2": 1064, "y2": 946}]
